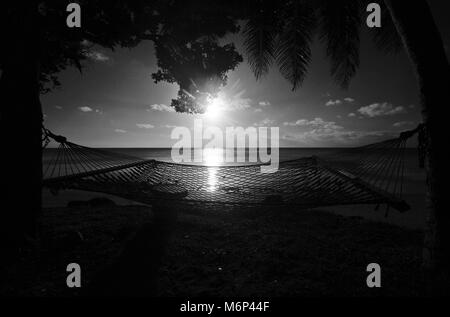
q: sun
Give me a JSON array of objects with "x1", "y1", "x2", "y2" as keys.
[{"x1": 204, "y1": 96, "x2": 223, "y2": 119}]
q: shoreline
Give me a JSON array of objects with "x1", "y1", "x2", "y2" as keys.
[{"x1": 43, "y1": 189, "x2": 427, "y2": 229}]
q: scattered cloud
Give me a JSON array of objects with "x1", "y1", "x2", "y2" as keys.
[
  {"x1": 164, "y1": 124, "x2": 178, "y2": 129},
  {"x1": 348, "y1": 113, "x2": 356, "y2": 117},
  {"x1": 227, "y1": 98, "x2": 252, "y2": 111},
  {"x1": 254, "y1": 108, "x2": 263, "y2": 113},
  {"x1": 357, "y1": 102, "x2": 405, "y2": 117},
  {"x1": 258, "y1": 101, "x2": 271, "y2": 107},
  {"x1": 148, "y1": 103, "x2": 175, "y2": 112},
  {"x1": 325, "y1": 99, "x2": 342, "y2": 106},
  {"x1": 254, "y1": 118, "x2": 275, "y2": 126},
  {"x1": 79, "y1": 106, "x2": 93, "y2": 112},
  {"x1": 344, "y1": 97, "x2": 355, "y2": 103},
  {"x1": 282, "y1": 118, "x2": 394, "y2": 145},
  {"x1": 283, "y1": 117, "x2": 343, "y2": 131},
  {"x1": 136, "y1": 123, "x2": 155, "y2": 129},
  {"x1": 284, "y1": 120, "x2": 305, "y2": 126},
  {"x1": 55, "y1": 105, "x2": 63, "y2": 110},
  {"x1": 78, "y1": 106, "x2": 103, "y2": 114},
  {"x1": 85, "y1": 50, "x2": 110, "y2": 62},
  {"x1": 393, "y1": 121, "x2": 414, "y2": 128},
  {"x1": 282, "y1": 129, "x2": 393, "y2": 146},
  {"x1": 281, "y1": 117, "x2": 394, "y2": 145},
  {"x1": 336, "y1": 115, "x2": 342, "y2": 119},
  {"x1": 114, "y1": 129, "x2": 127, "y2": 133}
]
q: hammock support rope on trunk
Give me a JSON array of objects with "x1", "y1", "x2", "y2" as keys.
[{"x1": 42, "y1": 125, "x2": 425, "y2": 212}]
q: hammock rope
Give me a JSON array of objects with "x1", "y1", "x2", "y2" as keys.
[{"x1": 42, "y1": 125, "x2": 425, "y2": 212}]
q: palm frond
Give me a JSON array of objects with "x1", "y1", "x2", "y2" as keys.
[
  {"x1": 367, "y1": 1, "x2": 403, "y2": 54},
  {"x1": 275, "y1": 1, "x2": 316, "y2": 90},
  {"x1": 242, "y1": 1, "x2": 280, "y2": 80},
  {"x1": 319, "y1": 0, "x2": 363, "y2": 89}
]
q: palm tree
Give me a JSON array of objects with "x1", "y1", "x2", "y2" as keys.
[
  {"x1": 383, "y1": 0, "x2": 449, "y2": 272},
  {"x1": 241, "y1": 0, "x2": 449, "y2": 291}
]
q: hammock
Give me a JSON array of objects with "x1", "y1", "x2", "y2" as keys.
[{"x1": 42, "y1": 125, "x2": 425, "y2": 212}]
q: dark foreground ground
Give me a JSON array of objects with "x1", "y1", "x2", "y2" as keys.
[{"x1": 1, "y1": 200, "x2": 426, "y2": 296}]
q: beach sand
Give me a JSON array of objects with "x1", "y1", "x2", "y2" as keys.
[
  {"x1": 2, "y1": 193, "x2": 426, "y2": 296},
  {"x1": 42, "y1": 175, "x2": 428, "y2": 230}
]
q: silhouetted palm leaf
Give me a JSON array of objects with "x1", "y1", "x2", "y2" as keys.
[
  {"x1": 242, "y1": 1, "x2": 280, "y2": 79},
  {"x1": 238, "y1": 0, "x2": 407, "y2": 91},
  {"x1": 318, "y1": 0, "x2": 362, "y2": 88},
  {"x1": 275, "y1": 1, "x2": 316, "y2": 90},
  {"x1": 367, "y1": 1, "x2": 403, "y2": 54}
]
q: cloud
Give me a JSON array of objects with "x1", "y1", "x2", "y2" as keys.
[
  {"x1": 85, "y1": 51, "x2": 110, "y2": 62},
  {"x1": 282, "y1": 129, "x2": 393, "y2": 146},
  {"x1": 114, "y1": 129, "x2": 127, "y2": 133},
  {"x1": 325, "y1": 98, "x2": 353, "y2": 106},
  {"x1": 164, "y1": 124, "x2": 178, "y2": 129},
  {"x1": 284, "y1": 120, "x2": 306, "y2": 126},
  {"x1": 229, "y1": 100, "x2": 251, "y2": 111},
  {"x1": 55, "y1": 106, "x2": 63, "y2": 110},
  {"x1": 348, "y1": 113, "x2": 356, "y2": 117},
  {"x1": 258, "y1": 101, "x2": 271, "y2": 107},
  {"x1": 325, "y1": 99, "x2": 342, "y2": 106},
  {"x1": 136, "y1": 123, "x2": 155, "y2": 129},
  {"x1": 254, "y1": 118, "x2": 275, "y2": 126},
  {"x1": 283, "y1": 117, "x2": 343, "y2": 130},
  {"x1": 254, "y1": 108, "x2": 263, "y2": 113},
  {"x1": 223, "y1": 96, "x2": 252, "y2": 112},
  {"x1": 393, "y1": 121, "x2": 414, "y2": 128},
  {"x1": 147, "y1": 104, "x2": 175, "y2": 112},
  {"x1": 78, "y1": 106, "x2": 103, "y2": 114},
  {"x1": 282, "y1": 118, "x2": 397, "y2": 145},
  {"x1": 357, "y1": 102, "x2": 405, "y2": 117},
  {"x1": 79, "y1": 106, "x2": 93, "y2": 112}
]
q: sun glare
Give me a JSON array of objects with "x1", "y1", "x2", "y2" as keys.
[{"x1": 204, "y1": 96, "x2": 223, "y2": 119}]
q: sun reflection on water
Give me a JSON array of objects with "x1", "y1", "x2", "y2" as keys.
[
  {"x1": 203, "y1": 148, "x2": 223, "y2": 192},
  {"x1": 207, "y1": 167, "x2": 218, "y2": 192}
]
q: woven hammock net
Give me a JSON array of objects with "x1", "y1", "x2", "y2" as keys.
[{"x1": 42, "y1": 125, "x2": 424, "y2": 212}]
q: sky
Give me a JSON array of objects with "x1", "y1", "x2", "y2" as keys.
[{"x1": 41, "y1": 1, "x2": 449, "y2": 148}]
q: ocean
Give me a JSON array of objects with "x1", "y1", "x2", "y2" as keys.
[
  {"x1": 44, "y1": 147, "x2": 343, "y2": 165},
  {"x1": 93, "y1": 147, "x2": 341, "y2": 164},
  {"x1": 44, "y1": 147, "x2": 421, "y2": 166}
]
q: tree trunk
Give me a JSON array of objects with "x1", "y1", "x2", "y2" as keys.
[
  {"x1": 0, "y1": 4, "x2": 42, "y2": 260},
  {"x1": 385, "y1": 0, "x2": 450, "y2": 293}
]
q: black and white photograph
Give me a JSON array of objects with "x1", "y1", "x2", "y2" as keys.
[{"x1": 0, "y1": 0, "x2": 449, "y2": 305}]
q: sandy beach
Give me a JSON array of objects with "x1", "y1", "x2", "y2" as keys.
[{"x1": 2, "y1": 190, "x2": 427, "y2": 296}]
